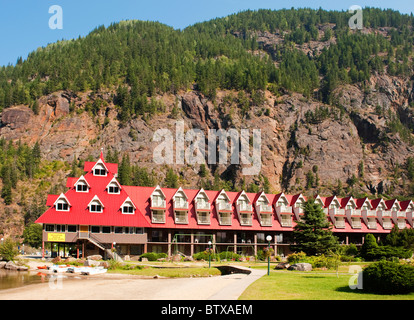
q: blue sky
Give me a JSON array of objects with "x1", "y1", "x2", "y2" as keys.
[{"x1": 0, "y1": 0, "x2": 412, "y2": 67}]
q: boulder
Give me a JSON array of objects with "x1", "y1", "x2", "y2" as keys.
[
  {"x1": 0, "y1": 261, "x2": 6, "y2": 269},
  {"x1": 288, "y1": 263, "x2": 312, "y2": 271},
  {"x1": 84, "y1": 259, "x2": 101, "y2": 267},
  {"x1": 86, "y1": 255, "x2": 102, "y2": 261},
  {"x1": 275, "y1": 262, "x2": 290, "y2": 270},
  {"x1": 5, "y1": 261, "x2": 19, "y2": 270}
]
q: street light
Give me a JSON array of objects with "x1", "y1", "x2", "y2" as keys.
[
  {"x1": 208, "y1": 241, "x2": 212, "y2": 268},
  {"x1": 266, "y1": 235, "x2": 272, "y2": 276}
]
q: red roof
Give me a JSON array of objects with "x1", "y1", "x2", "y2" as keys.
[{"x1": 35, "y1": 157, "x2": 413, "y2": 233}]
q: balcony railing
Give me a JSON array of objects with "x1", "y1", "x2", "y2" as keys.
[
  {"x1": 238, "y1": 203, "x2": 252, "y2": 212},
  {"x1": 195, "y1": 201, "x2": 210, "y2": 211},
  {"x1": 151, "y1": 199, "x2": 166, "y2": 208},
  {"x1": 382, "y1": 210, "x2": 392, "y2": 217},
  {"x1": 363, "y1": 210, "x2": 377, "y2": 217},
  {"x1": 367, "y1": 220, "x2": 377, "y2": 229},
  {"x1": 257, "y1": 203, "x2": 272, "y2": 213},
  {"x1": 174, "y1": 201, "x2": 188, "y2": 210},
  {"x1": 397, "y1": 211, "x2": 406, "y2": 218},
  {"x1": 217, "y1": 202, "x2": 232, "y2": 211},
  {"x1": 276, "y1": 206, "x2": 293, "y2": 214}
]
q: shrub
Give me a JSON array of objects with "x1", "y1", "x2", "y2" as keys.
[
  {"x1": 364, "y1": 246, "x2": 412, "y2": 261},
  {"x1": 218, "y1": 251, "x2": 240, "y2": 261},
  {"x1": 140, "y1": 252, "x2": 167, "y2": 261},
  {"x1": 363, "y1": 261, "x2": 414, "y2": 294},
  {"x1": 0, "y1": 238, "x2": 19, "y2": 261},
  {"x1": 287, "y1": 251, "x2": 307, "y2": 264}
]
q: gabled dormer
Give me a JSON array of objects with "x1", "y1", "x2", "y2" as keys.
[
  {"x1": 74, "y1": 175, "x2": 90, "y2": 193},
  {"x1": 54, "y1": 193, "x2": 71, "y2": 212},
  {"x1": 215, "y1": 189, "x2": 232, "y2": 226},
  {"x1": 172, "y1": 187, "x2": 189, "y2": 224},
  {"x1": 106, "y1": 177, "x2": 121, "y2": 194},
  {"x1": 150, "y1": 186, "x2": 166, "y2": 223},
  {"x1": 194, "y1": 189, "x2": 211, "y2": 225},
  {"x1": 92, "y1": 159, "x2": 108, "y2": 176},
  {"x1": 88, "y1": 195, "x2": 104, "y2": 213},
  {"x1": 291, "y1": 193, "x2": 306, "y2": 221},
  {"x1": 236, "y1": 191, "x2": 253, "y2": 226},
  {"x1": 121, "y1": 197, "x2": 136, "y2": 215},
  {"x1": 274, "y1": 193, "x2": 293, "y2": 227},
  {"x1": 255, "y1": 191, "x2": 272, "y2": 226}
]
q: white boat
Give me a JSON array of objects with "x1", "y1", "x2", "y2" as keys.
[
  {"x1": 49, "y1": 265, "x2": 71, "y2": 273},
  {"x1": 66, "y1": 266, "x2": 107, "y2": 275}
]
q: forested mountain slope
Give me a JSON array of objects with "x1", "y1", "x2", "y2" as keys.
[{"x1": 0, "y1": 8, "x2": 414, "y2": 237}]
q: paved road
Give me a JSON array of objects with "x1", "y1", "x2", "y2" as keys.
[{"x1": 0, "y1": 266, "x2": 266, "y2": 300}]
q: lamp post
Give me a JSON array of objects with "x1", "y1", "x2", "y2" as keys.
[
  {"x1": 208, "y1": 241, "x2": 212, "y2": 268},
  {"x1": 266, "y1": 235, "x2": 272, "y2": 276}
]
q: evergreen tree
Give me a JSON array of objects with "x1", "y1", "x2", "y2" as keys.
[
  {"x1": 290, "y1": 200, "x2": 339, "y2": 255},
  {"x1": 118, "y1": 154, "x2": 132, "y2": 185},
  {"x1": 164, "y1": 168, "x2": 178, "y2": 188}
]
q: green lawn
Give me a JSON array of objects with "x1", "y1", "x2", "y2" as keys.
[
  {"x1": 108, "y1": 266, "x2": 222, "y2": 278},
  {"x1": 239, "y1": 269, "x2": 414, "y2": 300}
]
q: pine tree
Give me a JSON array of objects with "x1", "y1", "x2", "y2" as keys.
[
  {"x1": 164, "y1": 168, "x2": 178, "y2": 188},
  {"x1": 118, "y1": 154, "x2": 132, "y2": 185},
  {"x1": 290, "y1": 200, "x2": 339, "y2": 255}
]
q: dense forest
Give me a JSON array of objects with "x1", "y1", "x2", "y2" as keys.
[{"x1": 0, "y1": 8, "x2": 413, "y2": 116}]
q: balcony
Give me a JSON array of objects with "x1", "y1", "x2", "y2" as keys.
[
  {"x1": 238, "y1": 203, "x2": 253, "y2": 212},
  {"x1": 276, "y1": 206, "x2": 293, "y2": 214},
  {"x1": 397, "y1": 211, "x2": 406, "y2": 218},
  {"x1": 257, "y1": 203, "x2": 272, "y2": 213},
  {"x1": 218, "y1": 212, "x2": 232, "y2": 225},
  {"x1": 362, "y1": 210, "x2": 377, "y2": 217},
  {"x1": 151, "y1": 199, "x2": 166, "y2": 209},
  {"x1": 195, "y1": 201, "x2": 210, "y2": 211},
  {"x1": 381, "y1": 210, "x2": 392, "y2": 217},
  {"x1": 173, "y1": 201, "x2": 188, "y2": 210},
  {"x1": 217, "y1": 202, "x2": 232, "y2": 211}
]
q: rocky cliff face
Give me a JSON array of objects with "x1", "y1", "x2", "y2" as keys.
[{"x1": 1, "y1": 71, "x2": 413, "y2": 199}]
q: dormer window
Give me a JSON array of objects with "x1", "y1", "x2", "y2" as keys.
[
  {"x1": 56, "y1": 201, "x2": 69, "y2": 211},
  {"x1": 90, "y1": 202, "x2": 102, "y2": 212},
  {"x1": 74, "y1": 175, "x2": 90, "y2": 193},
  {"x1": 107, "y1": 178, "x2": 121, "y2": 194},
  {"x1": 77, "y1": 183, "x2": 88, "y2": 192},
  {"x1": 54, "y1": 193, "x2": 71, "y2": 212},
  {"x1": 88, "y1": 195, "x2": 104, "y2": 213},
  {"x1": 121, "y1": 197, "x2": 136, "y2": 215},
  {"x1": 94, "y1": 163, "x2": 107, "y2": 176}
]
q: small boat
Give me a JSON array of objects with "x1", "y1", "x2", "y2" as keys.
[
  {"x1": 37, "y1": 265, "x2": 48, "y2": 270},
  {"x1": 80, "y1": 266, "x2": 107, "y2": 275},
  {"x1": 49, "y1": 264, "x2": 71, "y2": 273}
]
